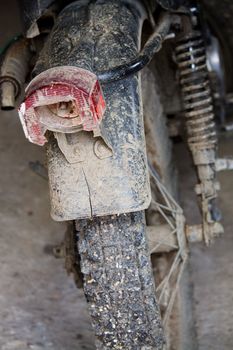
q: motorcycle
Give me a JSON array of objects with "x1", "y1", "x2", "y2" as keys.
[{"x1": 1, "y1": 0, "x2": 232, "y2": 348}]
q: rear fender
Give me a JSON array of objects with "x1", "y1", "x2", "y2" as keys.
[{"x1": 30, "y1": 0, "x2": 151, "y2": 220}]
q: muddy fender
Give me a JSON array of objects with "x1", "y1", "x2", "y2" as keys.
[{"x1": 32, "y1": 0, "x2": 151, "y2": 220}]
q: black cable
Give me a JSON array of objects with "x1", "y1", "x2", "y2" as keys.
[{"x1": 98, "y1": 13, "x2": 172, "y2": 83}]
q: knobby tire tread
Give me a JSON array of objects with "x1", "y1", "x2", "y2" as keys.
[{"x1": 75, "y1": 211, "x2": 164, "y2": 350}]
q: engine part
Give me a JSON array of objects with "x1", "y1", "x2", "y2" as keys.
[
  {"x1": 175, "y1": 16, "x2": 223, "y2": 244},
  {"x1": 0, "y1": 38, "x2": 31, "y2": 110}
]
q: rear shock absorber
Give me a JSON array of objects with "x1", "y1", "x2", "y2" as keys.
[
  {"x1": 175, "y1": 18, "x2": 223, "y2": 244},
  {"x1": 175, "y1": 30, "x2": 217, "y2": 149}
]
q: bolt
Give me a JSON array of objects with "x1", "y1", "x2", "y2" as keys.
[
  {"x1": 59, "y1": 102, "x2": 69, "y2": 110},
  {"x1": 56, "y1": 101, "x2": 73, "y2": 117},
  {"x1": 94, "y1": 139, "x2": 112, "y2": 159}
]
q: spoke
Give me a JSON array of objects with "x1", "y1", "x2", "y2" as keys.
[
  {"x1": 156, "y1": 275, "x2": 167, "y2": 293},
  {"x1": 169, "y1": 228, "x2": 177, "y2": 236},
  {"x1": 163, "y1": 256, "x2": 187, "y2": 327},
  {"x1": 149, "y1": 161, "x2": 188, "y2": 325},
  {"x1": 152, "y1": 200, "x2": 179, "y2": 215},
  {"x1": 156, "y1": 204, "x2": 175, "y2": 230},
  {"x1": 155, "y1": 180, "x2": 175, "y2": 212},
  {"x1": 158, "y1": 251, "x2": 181, "y2": 303},
  {"x1": 152, "y1": 241, "x2": 179, "y2": 252},
  {"x1": 149, "y1": 163, "x2": 183, "y2": 212}
]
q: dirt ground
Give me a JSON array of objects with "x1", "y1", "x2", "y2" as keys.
[
  {"x1": 0, "y1": 111, "x2": 96, "y2": 350},
  {"x1": 191, "y1": 134, "x2": 233, "y2": 350},
  {"x1": 1, "y1": 2, "x2": 233, "y2": 350},
  {"x1": 175, "y1": 133, "x2": 233, "y2": 350}
]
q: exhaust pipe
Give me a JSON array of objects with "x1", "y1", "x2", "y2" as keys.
[{"x1": 0, "y1": 38, "x2": 31, "y2": 110}]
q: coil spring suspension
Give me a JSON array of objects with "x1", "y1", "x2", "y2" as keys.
[
  {"x1": 175, "y1": 30, "x2": 217, "y2": 150},
  {"x1": 176, "y1": 26, "x2": 223, "y2": 244}
]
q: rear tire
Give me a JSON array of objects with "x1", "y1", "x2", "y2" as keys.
[{"x1": 75, "y1": 211, "x2": 165, "y2": 350}]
